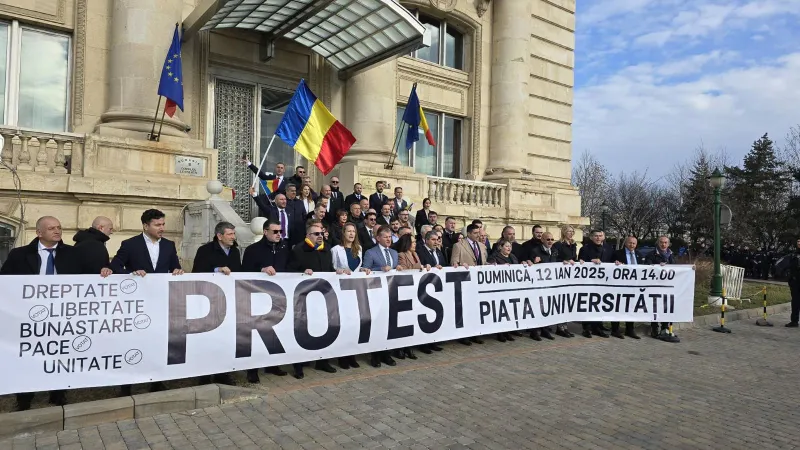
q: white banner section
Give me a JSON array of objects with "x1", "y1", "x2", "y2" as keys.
[{"x1": 0, "y1": 264, "x2": 694, "y2": 394}]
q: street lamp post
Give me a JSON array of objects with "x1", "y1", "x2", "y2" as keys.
[
  {"x1": 601, "y1": 203, "x2": 609, "y2": 232},
  {"x1": 709, "y1": 168, "x2": 726, "y2": 300}
]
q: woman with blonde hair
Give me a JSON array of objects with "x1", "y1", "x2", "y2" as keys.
[
  {"x1": 298, "y1": 184, "x2": 315, "y2": 216},
  {"x1": 551, "y1": 225, "x2": 577, "y2": 338},
  {"x1": 331, "y1": 222, "x2": 371, "y2": 369}
]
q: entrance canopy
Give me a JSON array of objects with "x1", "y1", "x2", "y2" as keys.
[{"x1": 183, "y1": 0, "x2": 427, "y2": 79}]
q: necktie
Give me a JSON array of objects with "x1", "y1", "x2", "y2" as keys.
[
  {"x1": 430, "y1": 249, "x2": 437, "y2": 265},
  {"x1": 45, "y1": 248, "x2": 55, "y2": 275},
  {"x1": 630, "y1": 251, "x2": 637, "y2": 265},
  {"x1": 384, "y1": 248, "x2": 391, "y2": 267},
  {"x1": 280, "y1": 210, "x2": 287, "y2": 239},
  {"x1": 472, "y1": 241, "x2": 480, "y2": 263}
]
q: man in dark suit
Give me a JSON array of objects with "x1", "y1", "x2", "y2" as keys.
[
  {"x1": 418, "y1": 230, "x2": 445, "y2": 269},
  {"x1": 612, "y1": 236, "x2": 644, "y2": 339},
  {"x1": 369, "y1": 180, "x2": 389, "y2": 212},
  {"x1": 578, "y1": 229, "x2": 615, "y2": 338},
  {"x1": 72, "y1": 216, "x2": 115, "y2": 275},
  {"x1": 329, "y1": 175, "x2": 345, "y2": 211},
  {"x1": 358, "y1": 212, "x2": 378, "y2": 251},
  {"x1": 392, "y1": 186, "x2": 409, "y2": 213},
  {"x1": 344, "y1": 182, "x2": 365, "y2": 206},
  {"x1": 377, "y1": 203, "x2": 393, "y2": 226},
  {"x1": 287, "y1": 166, "x2": 306, "y2": 190},
  {"x1": 0, "y1": 216, "x2": 81, "y2": 411},
  {"x1": 110, "y1": 209, "x2": 183, "y2": 394},
  {"x1": 284, "y1": 184, "x2": 305, "y2": 221},
  {"x1": 241, "y1": 220, "x2": 291, "y2": 381},
  {"x1": 645, "y1": 236, "x2": 680, "y2": 343},
  {"x1": 244, "y1": 159, "x2": 289, "y2": 197},
  {"x1": 521, "y1": 224, "x2": 544, "y2": 264},
  {"x1": 491, "y1": 226, "x2": 525, "y2": 262},
  {"x1": 441, "y1": 217, "x2": 459, "y2": 255},
  {"x1": 192, "y1": 221, "x2": 242, "y2": 385}
]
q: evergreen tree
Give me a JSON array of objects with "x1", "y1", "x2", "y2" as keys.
[
  {"x1": 726, "y1": 133, "x2": 792, "y2": 249},
  {"x1": 681, "y1": 151, "x2": 715, "y2": 249}
]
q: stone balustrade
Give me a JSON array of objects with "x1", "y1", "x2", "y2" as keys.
[
  {"x1": 0, "y1": 126, "x2": 84, "y2": 174},
  {"x1": 427, "y1": 176, "x2": 507, "y2": 208}
]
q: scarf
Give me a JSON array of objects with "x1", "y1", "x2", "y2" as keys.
[{"x1": 305, "y1": 238, "x2": 325, "y2": 251}]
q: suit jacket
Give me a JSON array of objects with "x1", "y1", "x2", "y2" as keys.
[
  {"x1": 414, "y1": 209, "x2": 430, "y2": 235},
  {"x1": 363, "y1": 244, "x2": 399, "y2": 271},
  {"x1": 417, "y1": 245, "x2": 445, "y2": 267},
  {"x1": 578, "y1": 243, "x2": 616, "y2": 263},
  {"x1": 531, "y1": 245, "x2": 560, "y2": 263},
  {"x1": 0, "y1": 238, "x2": 80, "y2": 275},
  {"x1": 328, "y1": 190, "x2": 345, "y2": 214},
  {"x1": 398, "y1": 251, "x2": 422, "y2": 270},
  {"x1": 110, "y1": 234, "x2": 181, "y2": 274},
  {"x1": 262, "y1": 203, "x2": 304, "y2": 247},
  {"x1": 377, "y1": 215, "x2": 393, "y2": 226},
  {"x1": 369, "y1": 192, "x2": 390, "y2": 213},
  {"x1": 344, "y1": 193, "x2": 365, "y2": 207},
  {"x1": 614, "y1": 248, "x2": 645, "y2": 265},
  {"x1": 441, "y1": 230, "x2": 458, "y2": 250},
  {"x1": 192, "y1": 240, "x2": 242, "y2": 273},
  {"x1": 392, "y1": 198, "x2": 409, "y2": 214},
  {"x1": 248, "y1": 164, "x2": 289, "y2": 197},
  {"x1": 241, "y1": 238, "x2": 289, "y2": 272},
  {"x1": 450, "y1": 239, "x2": 487, "y2": 266},
  {"x1": 358, "y1": 226, "x2": 377, "y2": 252}
]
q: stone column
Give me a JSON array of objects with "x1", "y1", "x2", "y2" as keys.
[
  {"x1": 96, "y1": 0, "x2": 188, "y2": 138},
  {"x1": 342, "y1": 60, "x2": 397, "y2": 164},
  {"x1": 485, "y1": 0, "x2": 532, "y2": 180}
]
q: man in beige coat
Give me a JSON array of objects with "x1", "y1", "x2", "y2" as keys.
[{"x1": 449, "y1": 223, "x2": 486, "y2": 345}]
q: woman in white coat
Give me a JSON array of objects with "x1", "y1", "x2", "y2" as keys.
[{"x1": 331, "y1": 222, "x2": 371, "y2": 369}]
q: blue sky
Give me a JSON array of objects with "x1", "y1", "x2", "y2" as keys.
[{"x1": 573, "y1": 0, "x2": 800, "y2": 176}]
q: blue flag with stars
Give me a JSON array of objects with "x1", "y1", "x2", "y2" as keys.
[{"x1": 157, "y1": 24, "x2": 183, "y2": 117}]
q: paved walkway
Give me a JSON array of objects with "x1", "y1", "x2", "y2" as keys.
[{"x1": 6, "y1": 315, "x2": 800, "y2": 450}]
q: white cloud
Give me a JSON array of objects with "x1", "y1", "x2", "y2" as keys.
[{"x1": 573, "y1": 53, "x2": 800, "y2": 176}]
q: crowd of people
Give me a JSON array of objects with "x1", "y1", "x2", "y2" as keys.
[{"x1": 1, "y1": 160, "x2": 688, "y2": 412}]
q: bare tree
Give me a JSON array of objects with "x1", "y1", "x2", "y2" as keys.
[
  {"x1": 604, "y1": 170, "x2": 665, "y2": 240},
  {"x1": 571, "y1": 150, "x2": 610, "y2": 230}
]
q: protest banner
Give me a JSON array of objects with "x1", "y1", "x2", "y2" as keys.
[{"x1": 0, "y1": 264, "x2": 694, "y2": 394}]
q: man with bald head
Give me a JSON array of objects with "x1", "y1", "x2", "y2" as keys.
[
  {"x1": 1, "y1": 216, "x2": 81, "y2": 411},
  {"x1": 73, "y1": 216, "x2": 115, "y2": 276}
]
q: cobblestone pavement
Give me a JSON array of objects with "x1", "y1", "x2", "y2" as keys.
[{"x1": 7, "y1": 314, "x2": 800, "y2": 450}]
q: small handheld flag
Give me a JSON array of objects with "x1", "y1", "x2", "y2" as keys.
[
  {"x1": 157, "y1": 24, "x2": 183, "y2": 118},
  {"x1": 403, "y1": 85, "x2": 436, "y2": 150},
  {"x1": 259, "y1": 178, "x2": 280, "y2": 196},
  {"x1": 276, "y1": 79, "x2": 356, "y2": 175}
]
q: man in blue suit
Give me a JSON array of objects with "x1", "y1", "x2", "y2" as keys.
[
  {"x1": 110, "y1": 209, "x2": 183, "y2": 394},
  {"x1": 362, "y1": 226, "x2": 404, "y2": 367},
  {"x1": 362, "y1": 225, "x2": 403, "y2": 273}
]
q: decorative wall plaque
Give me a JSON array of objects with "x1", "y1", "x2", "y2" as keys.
[{"x1": 175, "y1": 156, "x2": 205, "y2": 177}]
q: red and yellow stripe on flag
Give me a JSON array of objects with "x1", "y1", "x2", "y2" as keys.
[
  {"x1": 275, "y1": 80, "x2": 356, "y2": 175},
  {"x1": 418, "y1": 107, "x2": 436, "y2": 146}
]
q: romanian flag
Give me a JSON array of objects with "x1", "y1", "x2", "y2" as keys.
[
  {"x1": 403, "y1": 84, "x2": 436, "y2": 149},
  {"x1": 259, "y1": 178, "x2": 280, "y2": 196},
  {"x1": 276, "y1": 80, "x2": 356, "y2": 175}
]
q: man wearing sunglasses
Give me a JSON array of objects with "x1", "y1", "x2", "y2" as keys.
[
  {"x1": 241, "y1": 219, "x2": 291, "y2": 381},
  {"x1": 358, "y1": 212, "x2": 378, "y2": 251},
  {"x1": 328, "y1": 176, "x2": 345, "y2": 212},
  {"x1": 288, "y1": 221, "x2": 338, "y2": 378}
]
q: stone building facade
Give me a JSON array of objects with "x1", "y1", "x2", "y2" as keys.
[{"x1": 0, "y1": 0, "x2": 584, "y2": 266}]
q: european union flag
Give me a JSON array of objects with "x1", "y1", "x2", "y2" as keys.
[
  {"x1": 157, "y1": 24, "x2": 183, "y2": 118},
  {"x1": 402, "y1": 85, "x2": 421, "y2": 150}
]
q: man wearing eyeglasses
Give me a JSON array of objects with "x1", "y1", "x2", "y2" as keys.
[
  {"x1": 287, "y1": 165, "x2": 305, "y2": 190},
  {"x1": 529, "y1": 232, "x2": 561, "y2": 341},
  {"x1": 287, "y1": 221, "x2": 338, "y2": 378},
  {"x1": 358, "y1": 212, "x2": 378, "y2": 251},
  {"x1": 328, "y1": 177, "x2": 344, "y2": 212},
  {"x1": 241, "y1": 219, "x2": 291, "y2": 381},
  {"x1": 578, "y1": 229, "x2": 615, "y2": 338}
]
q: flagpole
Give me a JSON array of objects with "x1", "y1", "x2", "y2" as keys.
[
  {"x1": 148, "y1": 96, "x2": 163, "y2": 141},
  {"x1": 155, "y1": 107, "x2": 167, "y2": 142},
  {"x1": 251, "y1": 134, "x2": 277, "y2": 190},
  {"x1": 386, "y1": 121, "x2": 408, "y2": 170}
]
